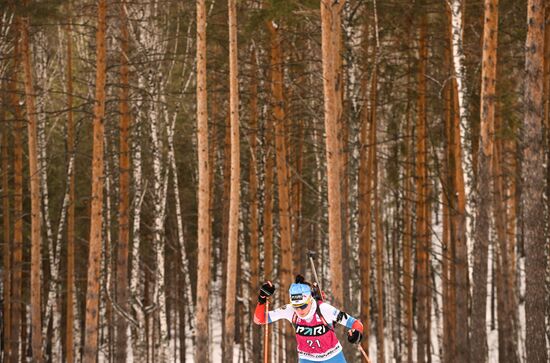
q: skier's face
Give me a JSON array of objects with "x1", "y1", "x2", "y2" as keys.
[{"x1": 294, "y1": 300, "x2": 312, "y2": 317}]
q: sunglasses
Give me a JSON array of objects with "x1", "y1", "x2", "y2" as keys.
[{"x1": 294, "y1": 303, "x2": 309, "y2": 311}]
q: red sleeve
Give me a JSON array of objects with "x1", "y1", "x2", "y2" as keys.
[
  {"x1": 351, "y1": 320, "x2": 364, "y2": 333},
  {"x1": 254, "y1": 303, "x2": 267, "y2": 325}
]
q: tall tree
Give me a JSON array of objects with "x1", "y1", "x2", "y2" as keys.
[
  {"x1": 266, "y1": 15, "x2": 295, "y2": 359},
  {"x1": 248, "y1": 44, "x2": 261, "y2": 363},
  {"x1": 320, "y1": 0, "x2": 345, "y2": 308},
  {"x1": 20, "y1": 9, "x2": 43, "y2": 362},
  {"x1": 83, "y1": 0, "x2": 107, "y2": 361},
  {"x1": 223, "y1": 0, "x2": 240, "y2": 360},
  {"x1": 358, "y1": 18, "x2": 372, "y2": 358},
  {"x1": 116, "y1": 1, "x2": 131, "y2": 360},
  {"x1": 523, "y1": 0, "x2": 548, "y2": 362},
  {"x1": 448, "y1": 1, "x2": 470, "y2": 360},
  {"x1": 1, "y1": 89, "x2": 11, "y2": 363},
  {"x1": 65, "y1": 3, "x2": 76, "y2": 361},
  {"x1": 9, "y1": 29, "x2": 24, "y2": 362},
  {"x1": 415, "y1": 7, "x2": 430, "y2": 363},
  {"x1": 470, "y1": 0, "x2": 499, "y2": 361},
  {"x1": 195, "y1": 0, "x2": 211, "y2": 360}
]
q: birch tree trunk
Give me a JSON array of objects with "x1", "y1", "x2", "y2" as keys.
[
  {"x1": 83, "y1": 0, "x2": 107, "y2": 360},
  {"x1": 130, "y1": 4, "x2": 146, "y2": 358},
  {"x1": 130, "y1": 92, "x2": 145, "y2": 361},
  {"x1": 448, "y1": 2, "x2": 470, "y2": 360},
  {"x1": 34, "y1": 31, "x2": 62, "y2": 359},
  {"x1": 223, "y1": 0, "x2": 240, "y2": 360},
  {"x1": 523, "y1": 1, "x2": 548, "y2": 361},
  {"x1": 471, "y1": 0, "x2": 499, "y2": 361},
  {"x1": 149, "y1": 80, "x2": 170, "y2": 363},
  {"x1": 443, "y1": 24, "x2": 455, "y2": 361},
  {"x1": 196, "y1": 0, "x2": 211, "y2": 360},
  {"x1": 371, "y1": 68, "x2": 386, "y2": 363},
  {"x1": 20, "y1": 11, "x2": 44, "y2": 362}
]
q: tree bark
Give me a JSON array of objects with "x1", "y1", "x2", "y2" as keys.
[
  {"x1": 320, "y1": 0, "x2": 345, "y2": 308},
  {"x1": 116, "y1": 2, "x2": 131, "y2": 360},
  {"x1": 372, "y1": 68, "x2": 385, "y2": 363},
  {"x1": 9, "y1": 32, "x2": 23, "y2": 362},
  {"x1": 358, "y1": 18, "x2": 372, "y2": 356},
  {"x1": 66, "y1": 6, "x2": 76, "y2": 361},
  {"x1": 403, "y1": 55, "x2": 414, "y2": 363},
  {"x1": 523, "y1": 1, "x2": 548, "y2": 362},
  {"x1": 223, "y1": 0, "x2": 240, "y2": 360},
  {"x1": 416, "y1": 9, "x2": 429, "y2": 363},
  {"x1": 196, "y1": 0, "x2": 211, "y2": 360},
  {"x1": 83, "y1": 0, "x2": 107, "y2": 360},
  {"x1": 448, "y1": 1, "x2": 470, "y2": 361},
  {"x1": 267, "y1": 18, "x2": 295, "y2": 358},
  {"x1": 492, "y1": 128, "x2": 519, "y2": 363},
  {"x1": 20, "y1": 11, "x2": 44, "y2": 363},
  {"x1": 470, "y1": 1, "x2": 499, "y2": 361},
  {"x1": 2, "y1": 92, "x2": 11, "y2": 363},
  {"x1": 248, "y1": 44, "x2": 261, "y2": 363}
]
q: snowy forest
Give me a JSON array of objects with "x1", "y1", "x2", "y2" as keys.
[{"x1": 0, "y1": 0, "x2": 549, "y2": 362}]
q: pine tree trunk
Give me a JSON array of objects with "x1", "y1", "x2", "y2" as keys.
[
  {"x1": 416, "y1": 9, "x2": 429, "y2": 363},
  {"x1": 248, "y1": 45, "x2": 262, "y2": 363},
  {"x1": 267, "y1": 18, "x2": 295, "y2": 358},
  {"x1": 2, "y1": 98, "x2": 11, "y2": 363},
  {"x1": 116, "y1": 2, "x2": 131, "y2": 360},
  {"x1": 492, "y1": 130, "x2": 519, "y2": 363},
  {"x1": 403, "y1": 62, "x2": 414, "y2": 363},
  {"x1": 358, "y1": 14, "x2": 372, "y2": 353},
  {"x1": 66, "y1": 7, "x2": 76, "y2": 361},
  {"x1": 471, "y1": 1, "x2": 498, "y2": 361},
  {"x1": 523, "y1": 1, "x2": 548, "y2": 362},
  {"x1": 20, "y1": 12, "x2": 44, "y2": 362},
  {"x1": 320, "y1": 0, "x2": 345, "y2": 308},
  {"x1": 9, "y1": 34, "x2": 23, "y2": 361},
  {"x1": 83, "y1": 0, "x2": 107, "y2": 360},
  {"x1": 195, "y1": 0, "x2": 211, "y2": 359},
  {"x1": 223, "y1": 0, "x2": 240, "y2": 360}
]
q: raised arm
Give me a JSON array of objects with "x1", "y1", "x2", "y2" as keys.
[{"x1": 253, "y1": 281, "x2": 293, "y2": 325}]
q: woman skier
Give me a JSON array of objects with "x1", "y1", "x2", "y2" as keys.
[{"x1": 254, "y1": 275, "x2": 364, "y2": 363}]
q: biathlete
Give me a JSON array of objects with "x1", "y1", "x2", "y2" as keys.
[{"x1": 254, "y1": 275, "x2": 364, "y2": 363}]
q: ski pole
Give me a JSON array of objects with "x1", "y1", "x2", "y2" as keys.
[
  {"x1": 307, "y1": 250, "x2": 321, "y2": 288},
  {"x1": 358, "y1": 345, "x2": 372, "y2": 363},
  {"x1": 264, "y1": 299, "x2": 270, "y2": 363}
]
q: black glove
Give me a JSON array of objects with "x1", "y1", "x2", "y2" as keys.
[
  {"x1": 258, "y1": 281, "x2": 275, "y2": 304},
  {"x1": 347, "y1": 329, "x2": 362, "y2": 344}
]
